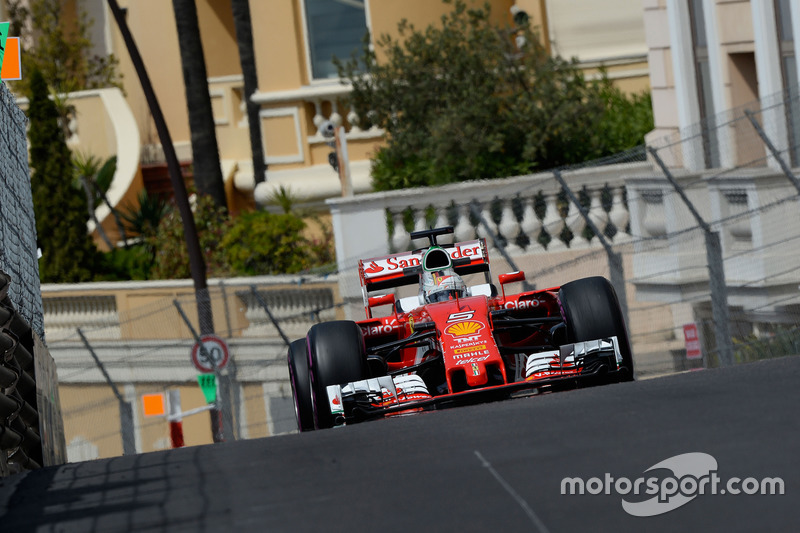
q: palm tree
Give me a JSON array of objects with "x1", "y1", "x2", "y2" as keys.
[
  {"x1": 171, "y1": 0, "x2": 228, "y2": 210},
  {"x1": 231, "y1": 0, "x2": 267, "y2": 185}
]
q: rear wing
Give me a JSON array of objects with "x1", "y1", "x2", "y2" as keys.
[{"x1": 359, "y1": 239, "x2": 491, "y2": 296}]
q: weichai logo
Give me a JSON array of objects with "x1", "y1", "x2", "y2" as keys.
[
  {"x1": 0, "y1": 22, "x2": 22, "y2": 81},
  {"x1": 445, "y1": 321, "x2": 483, "y2": 337}
]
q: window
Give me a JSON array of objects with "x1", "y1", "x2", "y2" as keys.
[
  {"x1": 774, "y1": 0, "x2": 800, "y2": 165},
  {"x1": 689, "y1": 0, "x2": 719, "y2": 168},
  {"x1": 303, "y1": 0, "x2": 369, "y2": 80}
]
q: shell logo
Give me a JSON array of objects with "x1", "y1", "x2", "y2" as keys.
[{"x1": 445, "y1": 321, "x2": 484, "y2": 337}]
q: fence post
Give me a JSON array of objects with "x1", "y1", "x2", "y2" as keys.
[
  {"x1": 552, "y1": 170, "x2": 630, "y2": 327},
  {"x1": 77, "y1": 328, "x2": 136, "y2": 455},
  {"x1": 648, "y1": 148, "x2": 734, "y2": 367},
  {"x1": 172, "y1": 300, "x2": 228, "y2": 443},
  {"x1": 218, "y1": 280, "x2": 242, "y2": 438}
]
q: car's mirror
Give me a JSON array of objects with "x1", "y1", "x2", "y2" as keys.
[
  {"x1": 499, "y1": 271, "x2": 526, "y2": 300},
  {"x1": 499, "y1": 271, "x2": 526, "y2": 285},
  {"x1": 368, "y1": 294, "x2": 396, "y2": 308}
]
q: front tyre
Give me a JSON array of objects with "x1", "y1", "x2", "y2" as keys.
[
  {"x1": 307, "y1": 321, "x2": 368, "y2": 429},
  {"x1": 287, "y1": 339, "x2": 315, "y2": 432},
  {"x1": 558, "y1": 276, "x2": 634, "y2": 381}
]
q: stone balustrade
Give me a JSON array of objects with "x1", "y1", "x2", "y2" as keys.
[
  {"x1": 250, "y1": 83, "x2": 384, "y2": 205},
  {"x1": 41, "y1": 276, "x2": 341, "y2": 343},
  {"x1": 385, "y1": 179, "x2": 632, "y2": 256},
  {"x1": 236, "y1": 286, "x2": 338, "y2": 338},
  {"x1": 328, "y1": 162, "x2": 648, "y2": 275}
]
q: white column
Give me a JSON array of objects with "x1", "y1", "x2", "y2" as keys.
[
  {"x1": 703, "y1": 0, "x2": 733, "y2": 168},
  {"x1": 327, "y1": 197, "x2": 390, "y2": 320},
  {"x1": 752, "y1": 0, "x2": 789, "y2": 170},
  {"x1": 125, "y1": 383, "x2": 141, "y2": 454},
  {"x1": 667, "y1": 0, "x2": 704, "y2": 171}
]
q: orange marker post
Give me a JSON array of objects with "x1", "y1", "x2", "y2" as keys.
[
  {"x1": 142, "y1": 393, "x2": 166, "y2": 417},
  {"x1": 1, "y1": 37, "x2": 21, "y2": 81}
]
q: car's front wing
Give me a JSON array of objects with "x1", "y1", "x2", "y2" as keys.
[{"x1": 325, "y1": 337, "x2": 625, "y2": 427}]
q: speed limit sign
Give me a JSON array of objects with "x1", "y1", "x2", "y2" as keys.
[{"x1": 191, "y1": 335, "x2": 230, "y2": 373}]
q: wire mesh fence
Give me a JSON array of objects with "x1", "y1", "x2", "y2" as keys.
[
  {"x1": 49, "y1": 85, "x2": 800, "y2": 461},
  {"x1": 0, "y1": 82, "x2": 44, "y2": 340}
]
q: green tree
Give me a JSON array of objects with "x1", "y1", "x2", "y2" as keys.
[
  {"x1": 339, "y1": 0, "x2": 653, "y2": 191},
  {"x1": 150, "y1": 194, "x2": 231, "y2": 279},
  {"x1": 28, "y1": 68, "x2": 102, "y2": 282},
  {"x1": 221, "y1": 211, "x2": 315, "y2": 276},
  {"x1": 6, "y1": 0, "x2": 121, "y2": 98}
]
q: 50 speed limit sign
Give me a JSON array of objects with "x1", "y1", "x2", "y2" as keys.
[{"x1": 191, "y1": 335, "x2": 230, "y2": 373}]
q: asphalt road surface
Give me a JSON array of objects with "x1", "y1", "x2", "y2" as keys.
[{"x1": 0, "y1": 355, "x2": 797, "y2": 532}]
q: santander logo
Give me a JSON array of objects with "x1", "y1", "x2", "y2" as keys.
[{"x1": 364, "y1": 262, "x2": 384, "y2": 274}]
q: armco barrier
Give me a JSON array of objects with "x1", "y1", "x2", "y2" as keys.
[{"x1": 0, "y1": 271, "x2": 65, "y2": 476}]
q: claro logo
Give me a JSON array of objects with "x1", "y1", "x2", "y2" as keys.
[{"x1": 561, "y1": 452, "x2": 784, "y2": 517}]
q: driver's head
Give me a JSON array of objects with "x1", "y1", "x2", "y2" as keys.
[
  {"x1": 422, "y1": 268, "x2": 467, "y2": 303},
  {"x1": 420, "y1": 247, "x2": 467, "y2": 303}
]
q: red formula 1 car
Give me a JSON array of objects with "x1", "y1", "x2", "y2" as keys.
[{"x1": 287, "y1": 226, "x2": 634, "y2": 431}]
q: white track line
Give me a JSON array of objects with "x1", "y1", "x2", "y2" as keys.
[{"x1": 474, "y1": 450, "x2": 552, "y2": 533}]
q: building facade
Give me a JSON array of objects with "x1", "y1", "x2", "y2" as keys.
[
  {"x1": 645, "y1": 0, "x2": 800, "y2": 169},
  {"x1": 14, "y1": 0, "x2": 648, "y2": 229}
]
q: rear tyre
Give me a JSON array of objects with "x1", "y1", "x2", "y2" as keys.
[
  {"x1": 287, "y1": 339, "x2": 315, "y2": 432},
  {"x1": 307, "y1": 321, "x2": 368, "y2": 429},
  {"x1": 558, "y1": 276, "x2": 634, "y2": 381}
]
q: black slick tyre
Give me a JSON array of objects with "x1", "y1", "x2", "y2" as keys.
[
  {"x1": 287, "y1": 338, "x2": 315, "y2": 432},
  {"x1": 558, "y1": 276, "x2": 634, "y2": 381},
  {"x1": 307, "y1": 321, "x2": 368, "y2": 429}
]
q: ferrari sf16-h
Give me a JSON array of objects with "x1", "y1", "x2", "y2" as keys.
[{"x1": 288, "y1": 226, "x2": 633, "y2": 431}]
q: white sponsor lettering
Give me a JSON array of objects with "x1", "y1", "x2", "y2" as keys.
[
  {"x1": 361, "y1": 318, "x2": 398, "y2": 336},
  {"x1": 448, "y1": 311, "x2": 475, "y2": 322},
  {"x1": 504, "y1": 298, "x2": 541, "y2": 310},
  {"x1": 455, "y1": 353, "x2": 491, "y2": 365},
  {"x1": 454, "y1": 350, "x2": 490, "y2": 360},
  {"x1": 364, "y1": 242, "x2": 484, "y2": 278},
  {"x1": 453, "y1": 335, "x2": 482, "y2": 344}
]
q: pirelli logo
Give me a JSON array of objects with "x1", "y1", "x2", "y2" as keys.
[{"x1": 454, "y1": 344, "x2": 487, "y2": 354}]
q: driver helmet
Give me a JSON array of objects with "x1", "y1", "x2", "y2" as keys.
[{"x1": 420, "y1": 246, "x2": 467, "y2": 303}]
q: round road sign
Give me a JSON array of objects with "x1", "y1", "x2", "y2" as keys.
[{"x1": 191, "y1": 335, "x2": 230, "y2": 373}]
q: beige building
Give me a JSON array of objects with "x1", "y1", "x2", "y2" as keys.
[
  {"x1": 13, "y1": 0, "x2": 649, "y2": 229},
  {"x1": 3, "y1": 1, "x2": 652, "y2": 459},
  {"x1": 644, "y1": 0, "x2": 800, "y2": 168}
]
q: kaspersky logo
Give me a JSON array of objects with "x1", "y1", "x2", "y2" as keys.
[{"x1": 0, "y1": 22, "x2": 22, "y2": 81}]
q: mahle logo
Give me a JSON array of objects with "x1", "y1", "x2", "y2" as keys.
[{"x1": 561, "y1": 452, "x2": 784, "y2": 517}]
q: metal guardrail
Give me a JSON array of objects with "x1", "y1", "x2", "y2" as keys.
[
  {"x1": 0, "y1": 271, "x2": 65, "y2": 476},
  {"x1": 0, "y1": 82, "x2": 45, "y2": 342}
]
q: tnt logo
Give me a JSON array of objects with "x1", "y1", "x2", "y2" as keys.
[{"x1": 0, "y1": 22, "x2": 22, "y2": 81}]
